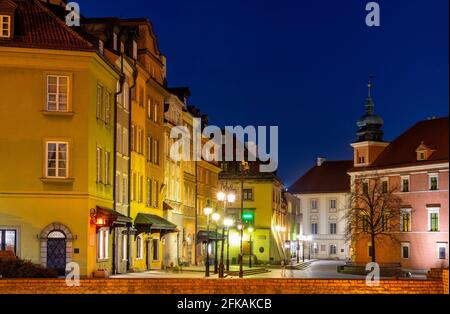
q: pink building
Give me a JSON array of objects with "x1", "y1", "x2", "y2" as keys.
[{"x1": 349, "y1": 100, "x2": 449, "y2": 270}]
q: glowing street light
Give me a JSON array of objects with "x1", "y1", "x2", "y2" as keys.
[
  {"x1": 248, "y1": 226, "x2": 254, "y2": 268},
  {"x1": 203, "y1": 201, "x2": 213, "y2": 277}
]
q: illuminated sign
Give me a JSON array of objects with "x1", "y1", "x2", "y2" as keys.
[{"x1": 242, "y1": 212, "x2": 254, "y2": 221}]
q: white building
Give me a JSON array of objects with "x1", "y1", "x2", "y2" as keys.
[{"x1": 289, "y1": 158, "x2": 353, "y2": 260}]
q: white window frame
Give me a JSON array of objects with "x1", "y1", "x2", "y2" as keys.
[
  {"x1": 96, "y1": 147, "x2": 102, "y2": 183},
  {"x1": 45, "y1": 141, "x2": 69, "y2": 178},
  {"x1": 136, "y1": 235, "x2": 143, "y2": 260},
  {"x1": 329, "y1": 244, "x2": 337, "y2": 255},
  {"x1": 46, "y1": 75, "x2": 69, "y2": 112},
  {"x1": 0, "y1": 15, "x2": 11, "y2": 38},
  {"x1": 123, "y1": 82, "x2": 129, "y2": 111},
  {"x1": 123, "y1": 175, "x2": 128, "y2": 205},
  {"x1": 400, "y1": 208, "x2": 412, "y2": 232},
  {"x1": 381, "y1": 178, "x2": 389, "y2": 193},
  {"x1": 310, "y1": 199, "x2": 318, "y2": 210},
  {"x1": 104, "y1": 151, "x2": 110, "y2": 185},
  {"x1": 329, "y1": 222, "x2": 337, "y2": 234},
  {"x1": 429, "y1": 173, "x2": 439, "y2": 191},
  {"x1": 115, "y1": 172, "x2": 122, "y2": 204},
  {"x1": 428, "y1": 207, "x2": 440, "y2": 232},
  {"x1": 97, "y1": 84, "x2": 103, "y2": 120},
  {"x1": 116, "y1": 124, "x2": 122, "y2": 154},
  {"x1": 105, "y1": 90, "x2": 111, "y2": 124},
  {"x1": 152, "y1": 238, "x2": 160, "y2": 261},
  {"x1": 97, "y1": 227, "x2": 109, "y2": 260},
  {"x1": 437, "y1": 243, "x2": 447, "y2": 260},
  {"x1": 311, "y1": 222, "x2": 318, "y2": 235},
  {"x1": 401, "y1": 175, "x2": 410, "y2": 192},
  {"x1": 122, "y1": 234, "x2": 128, "y2": 261},
  {"x1": 401, "y1": 242, "x2": 410, "y2": 259},
  {"x1": 330, "y1": 199, "x2": 336, "y2": 210},
  {"x1": 122, "y1": 128, "x2": 129, "y2": 156}
]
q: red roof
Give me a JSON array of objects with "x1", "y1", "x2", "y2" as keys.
[
  {"x1": 0, "y1": 0, "x2": 93, "y2": 51},
  {"x1": 349, "y1": 117, "x2": 449, "y2": 172},
  {"x1": 289, "y1": 160, "x2": 353, "y2": 194}
]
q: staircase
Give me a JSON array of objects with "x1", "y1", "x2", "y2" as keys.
[{"x1": 226, "y1": 268, "x2": 270, "y2": 277}]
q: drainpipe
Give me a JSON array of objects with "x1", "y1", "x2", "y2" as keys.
[{"x1": 112, "y1": 53, "x2": 124, "y2": 275}]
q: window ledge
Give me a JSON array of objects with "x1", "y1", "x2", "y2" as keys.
[
  {"x1": 41, "y1": 111, "x2": 75, "y2": 117},
  {"x1": 40, "y1": 177, "x2": 75, "y2": 184}
]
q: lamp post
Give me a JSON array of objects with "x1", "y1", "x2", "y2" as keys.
[
  {"x1": 248, "y1": 226, "x2": 254, "y2": 268},
  {"x1": 239, "y1": 160, "x2": 250, "y2": 278},
  {"x1": 223, "y1": 217, "x2": 233, "y2": 271},
  {"x1": 212, "y1": 212, "x2": 220, "y2": 274},
  {"x1": 217, "y1": 188, "x2": 235, "y2": 278},
  {"x1": 296, "y1": 234, "x2": 300, "y2": 264},
  {"x1": 204, "y1": 202, "x2": 213, "y2": 277}
]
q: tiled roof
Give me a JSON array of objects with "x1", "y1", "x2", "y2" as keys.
[
  {"x1": 349, "y1": 117, "x2": 449, "y2": 172},
  {"x1": 289, "y1": 160, "x2": 353, "y2": 194},
  {"x1": 0, "y1": 0, "x2": 93, "y2": 50}
]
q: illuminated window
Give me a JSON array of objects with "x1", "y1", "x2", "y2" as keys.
[
  {"x1": 382, "y1": 179, "x2": 388, "y2": 193},
  {"x1": 0, "y1": 229, "x2": 16, "y2": 255},
  {"x1": 97, "y1": 228, "x2": 109, "y2": 260},
  {"x1": 401, "y1": 209, "x2": 411, "y2": 232},
  {"x1": 47, "y1": 75, "x2": 68, "y2": 112},
  {"x1": 428, "y1": 208, "x2": 439, "y2": 232},
  {"x1": 243, "y1": 188, "x2": 253, "y2": 201},
  {"x1": 104, "y1": 151, "x2": 110, "y2": 185},
  {"x1": 401, "y1": 176, "x2": 410, "y2": 192},
  {"x1": 105, "y1": 91, "x2": 111, "y2": 124},
  {"x1": 96, "y1": 84, "x2": 103, "y2": 119},
  {"x1": 0, "y1": 15, "x2": 11, "y2": 38},
  {"x1": 46, "y1": 141, "x2": 68, "y2": 178},
  {"x1": 96, "y1": 147, "x2": 102, "y2": 183}
]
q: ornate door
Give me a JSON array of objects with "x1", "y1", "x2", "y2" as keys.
[{"x1": 47, "y1": 231, "x2": 66, "y2": 276}]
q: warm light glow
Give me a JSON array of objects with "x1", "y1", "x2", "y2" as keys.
[
  {"x1": 212, "y1": 212, "x2": 221, "y2": 222},
  {"x1": 281, "y1": 226, "x2": 287, "y2": 233},
  {"x1": 229, "y1": 233, "x2": 240, "y2": 245},
  {"x1": 217, "y1": 191, "x2": 225, "y2": 201},
  {"x1": 223, "y1": 218, "x2": 234, "y2": 227},
  {"x1": 204, "y1": 206, "x2": 213, "y2": 216},
  {"x1": 227, "y1": 193, "x2": 236, "y2": 203},
  {"x1": 296, "y1": 234, "x2": 301, "y2": 240},
  {"x1": 237, "y1": 223, "x2": 244, "y2": 230},
  {"x1": 275, "y1": 225, "x2": 281, "y2": 232},
  {"x1": 95, "y1": 218, "x2": 105, "y2": 226},
  {"x1": 248, "y1": 227, "x2": 254, "y2": 233}
]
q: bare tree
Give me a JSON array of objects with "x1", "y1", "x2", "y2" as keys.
[{"x1": 345, "y1": 173, "x2": 403, "y2": 263}]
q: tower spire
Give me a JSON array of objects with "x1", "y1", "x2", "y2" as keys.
[{"x1": 365, "y1": 74, "x2": 374, "y2": 114}]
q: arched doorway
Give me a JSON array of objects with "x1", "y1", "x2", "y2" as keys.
[
  {"x1": 47, "y1": 230, "x2": 66, "y2": 275},
  {"x1": 40, "y1": 223, "x2": 73, "y2": 276}
]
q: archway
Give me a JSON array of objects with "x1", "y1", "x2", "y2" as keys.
[{"x1": 40, "y1": 222, "x2": 74, "y2": 275}]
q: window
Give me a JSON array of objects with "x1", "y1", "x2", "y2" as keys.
[
  {"x1": 368, "y1": 243, "x2": 373, "y2": 258},
  {"x1": 123, "y1": 83, "x2": 129, "y2": 111},
  {"x1": 97, "y1": 228, "x2": 109, "y2": 260},
  {"x1": 401, "y1": 176, "x2": 410, "y2": 192},
  {"x1": 438, "y1": 243, "x2": 447, "y2": 260},
  {"x1": 99, "y1": 39, "x2": 104, "y2": 54},
  {"x1": 0, "y1": 15, "x2": 11, "y2": 38},
  {"x1": 330, "y1": 199, "x2": 336, "y2": 209},
  {"x1": 136, "y1": 235, "x2": 143, "y2": 259},
  {"x1": 46, "y1": 142, "x2": 68, "y2": 178},
  {"x1": 47, "y1": 75, "x2": 68, "y2": 112},
  {"x1": 429, "y1": 174, "x2": 438, "y2": 191},
  {"x1": 147, "y1": 98, "x2": 152, "y2": 119},
  {"x1": 381, "y1": 210, "x2": 390, "y2": 232},
  {"x1": 122, "y1": 128, "x2": 129, "y2": 156},
  {"x1": 116, "y1": 124, "x2": 122, "y2": 153},
  {"x1": 311, "y1": 199, "x2": 318, "y2": 210},
  {"x1": 358, "y1": 156, "x2": 365, "y2": 164},
  {"x1": 153, "y1": 139, "x2": 159, "y2": 164},
  {"x1": 146, "y1": 178, "x2": 151, "y2": 207},
  {"x1": 401, "y1": 243, "x2": 410, "y2": 259},
  {"x1": 401, "y1": 209, "x2": 411, "y2": 232},
  {"x1": 330, "y1": 223, "x2": 337, "y2": 234},
  {"x1": 152, "y1": 238, "x2": 159, "y2": 261},
  {"x1": 137, "y1": 128, "x2": 142, "y2": 154},
  {"x1": 123, "y1": 175, "x2": 128, "y2": 205},
  {"x1": 0, "y1": 229, "x2": 16, "y2": 254},
  {"x1": 428, "y1": 208, "x2": 439, "y2": 232},
  {"x1": 132, "y1": 40, "x2": 138, "y2": 59},
  {"x1": 243, "y1": 188, "x2": 253, "y2": 201},
  {"x1": 96, "y1": 147, "x2": 102, "y2": 183},
  {"x1": 104, "y1": 151, "x2": 110, "y2": 185},
  {"x1": 311, "y1": 223, "x2": 318, "y2": 234},
  {"x1": 154, "y1": 102, "x2": 159, "y2": 123},
  {"x1": 105, "y1": 91, "x2": 111, "y2": 124},
  {"x1": 122, "y1": 234, "x2": 128, "y2": 261},
  {"x1": 116, "y1": 173, "x2": 122, "y2": 203},
  {"x1": 147, "y1": 137, "x2": 152, "y2": 162},
  {"x1": 312, "y1": 243, "x2": 318, "y2": 254},
  {"x1": 329, "y1": 244, "x2": 337, "y2": 255},
  {"x1": 97, "y1": 84, "x2": 103, "y2": 119},
  {"x1": 382, "y1": 179, "x2": 388, "y2": 193},
  {"x1": 363, "y1": 182, "x2": 369, "y2": 194},
  {"x1": 362, "y1": 216, "x2": 369, "y2": 232},
  {"x1": 131, "y1": 125, "x2": 135, "y2": 151},
  {"x1": 139, "y1": 175, "x2": 143, "y2": 203},
  {"x1": 138, "y1": 86, "x2": 144, "y2": 107},
  {"x1": 153, "y1": 181, "x2": 158, "y2": 207}
]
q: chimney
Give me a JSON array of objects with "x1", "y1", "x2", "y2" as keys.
[{"x1": 317, "y1": 157, "x2": 326, "y2": 166}]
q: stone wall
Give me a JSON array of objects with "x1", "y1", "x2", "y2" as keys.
[{"x1": 0, "y1": 275, "x2": 447, "y2": 294}]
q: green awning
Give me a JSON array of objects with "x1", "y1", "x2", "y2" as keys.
[{"x1": 134, "y1": 213, "x2": 177, "y2": 235}]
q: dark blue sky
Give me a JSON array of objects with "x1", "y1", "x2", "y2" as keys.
[{"x1": 77, "y1": 0, "x2": 449, "y2": 186}]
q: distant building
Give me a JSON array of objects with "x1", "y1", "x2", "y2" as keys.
[
  {"x1": 290, "y1": 159, "x2": 353, "y2": 260},
  {"x1": 348, "y1": 80, "x2": 449, "y2": 271}
]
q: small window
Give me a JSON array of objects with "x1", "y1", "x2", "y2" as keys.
[
  {"x1": 311, "y1": 223, "x2": 318, "y2": 234},
  {"x1": 243, "y1": 188, "x2": 253, "y2": 201},
  {"x1": 401, "y1": 176, "x2": 410, "y2": 192},
  {"x1": 138, "y1": 86, "x2": 144, "y2": 107},
  {"x1": 105, "y1": 91, "x2": 111, "y2": 124},
  {"x1": 438, "y1": 244, "x2": 447, "y2": 260},
  {"x1": 96, "y1": 84, "x2": 103, "y2": 119},
  {"x1": 99, "y1": 39, "x2": 104, "y2": 54},
  {"x1": 122, "y1": 234, "x2": 128, "y2": 261},
  {"x1": 146, "y1": 178, "x2": 151, "y2": 207},
  {"x1": 46, "y1": 141, "x2": 68, "y2": 178},
  {"x1": 132, "y1": 40, "x2": 138, "y2": 59},
  {"x1": 401, "y1": 209, "x2": 411, "y2": 232},
  {"x1": 311, "y1": 199, "x2": 318, "y2": 210},
  {"x1": 363, "y1": 182, "x2": 369, "y2": 194},
  {"x1": 329, "y1": 244, "x2": 337, "y2": 255},
  {"x1": 382, "y1": 179, "x2": 388, "y2": 193},
  {"x1": 104, "y1": 151, "x2": 110, "y2": 185},
  {"x1": 330, "y1": 199, "x2": 336, "y2": 209},
  {"x1": 96, "y1": 147, "x2": 102, "y2": 183},
  {"x1": 429, "y1": 174, "x2": 438, "y2": 191},
  {"x1": 0, "y1": 229, "x2": 17, "y2": 254},
  {"x1": 401, "y1": 243, "x2": 409, "y2": 259},
  {"x1": 113, "y1": 33, "x2": 118, "y2": 51},
  {"x1": 0, "y1": 15, "x2": 11, "y2": 38},
  {"x1": 123, "y1": 83, "x2": 129, "y2": 111},
  {"x1": 368, "y1": 244, "x2": 373, "y2": 257},
  {"x1": 329, "y1": 223, "x2": 337, "y2": 234},
  {"x1": 429, "y1": 208, "x2": 439, "y2": 232},
  {"x1": 152, "y1": 238, "x2": 159, "y2": 261},
  {"x1": 47, "y1": 75, "x2": 69, "y2": 112},
  {"x1": 153, "y1": 102, "x2": 159, "y2": 123}
]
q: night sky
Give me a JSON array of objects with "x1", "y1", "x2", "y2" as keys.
[{"x1": 76, "y1": 0, "x2": 449, "y2": 186}]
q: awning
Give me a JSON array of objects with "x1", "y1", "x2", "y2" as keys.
[
  {"x1": 95, "y1": 206, "x2": 132, "y2": 227},
  {"x1": 134, "y1": 213, "x2": 177, "y2": 236},
  {"x1": 197, "y1": 230, "x2": 224, "y2": 243}
]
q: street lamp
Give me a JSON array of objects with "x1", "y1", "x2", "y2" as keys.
[
  {"x1": 204, "y1": 202, "x2": 213, "y2": 277},
  {"x1": 223, "y1": 217, "x2": 234, "y2": 271},
  {"x1": 212, "y1": 212, "x2": 221, "y2": 274},
  {"x1": 216, "y1": 187, "x2": 235, "y2": 278},
  {"x1": 296, "y1": 234, "x2": 301, "y2": 263},
  {"x1": 248, "y1": 226, "x2": 254, "y2": 268},
  {"x1": 239, "y1": 160, "x2": 250, "y2": 278}
]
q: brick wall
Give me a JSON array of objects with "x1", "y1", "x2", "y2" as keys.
[{"x1": 0, "y1": 276, "x2": 447, "y2": 294}]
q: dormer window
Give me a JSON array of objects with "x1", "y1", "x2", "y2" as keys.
[
  {"x1": 416, "y1": 141, "x2": 435, "y2": 161},
  {"x1": 0, "y1": 15, "x2": 11, "y2": 38}
]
